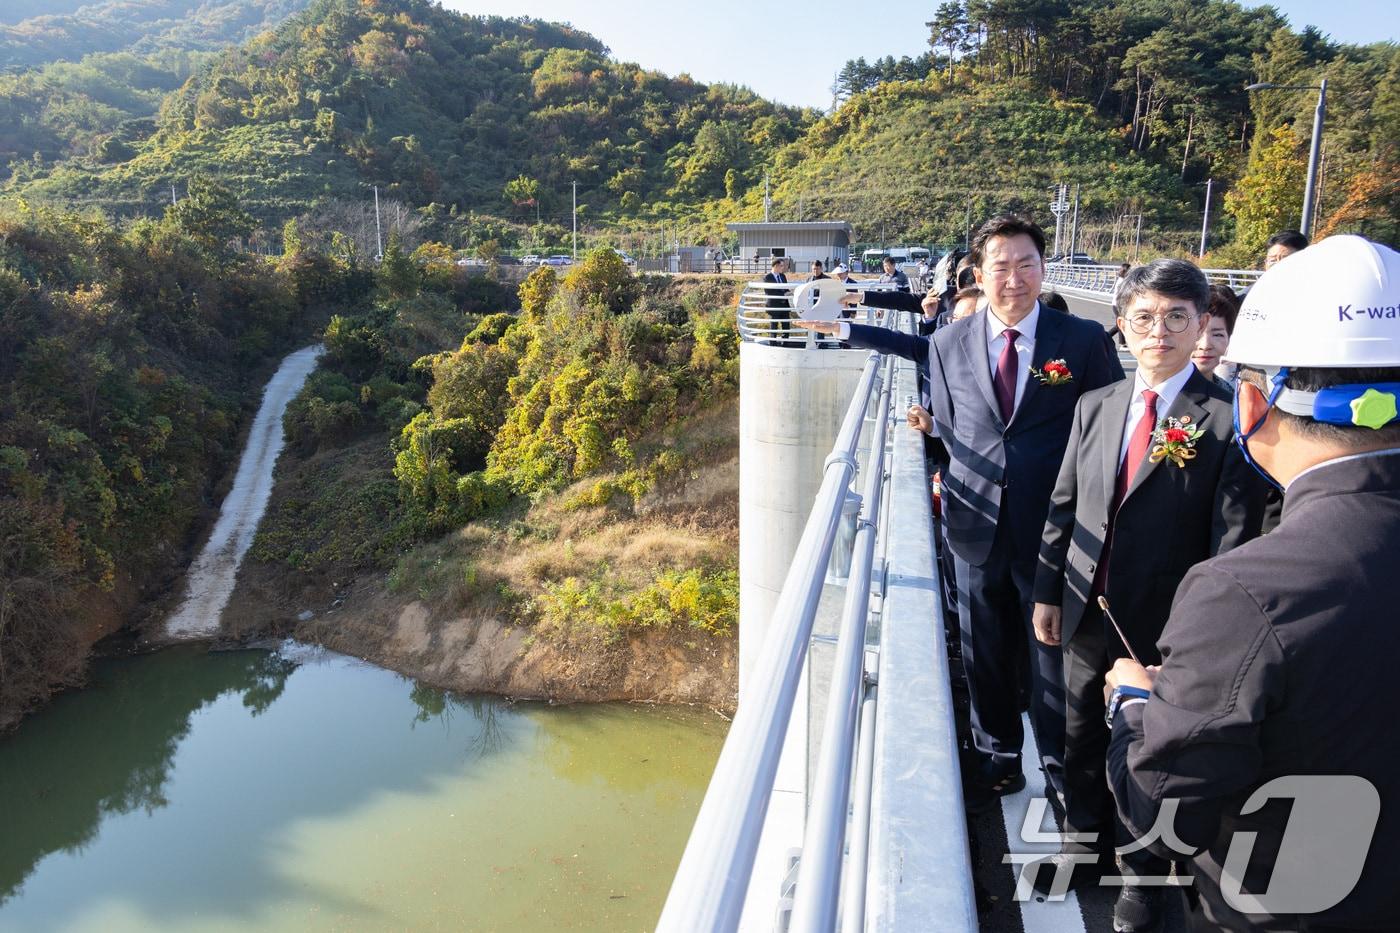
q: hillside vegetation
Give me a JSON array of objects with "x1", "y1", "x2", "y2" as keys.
[
  {"x1": 10, "y1": 0, "x2": 810, "y2": 239},
  {"x1": 0, "y1": 184, "x2": 364, "y2": 727},
  {"x1": 0, "y1": 0, "x2": 312, "y2": 68},
  {"x1": 246, "y1": 252, "x2": 743, "y2": 638},
  {"x1": 770, "y1": 78, "x2": 1191, "y2": 245},
  {"x1": 825, "y1": 0, "x2": 1399, "y2": 257}
]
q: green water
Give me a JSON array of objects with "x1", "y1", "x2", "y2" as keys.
[{"x1": 0, "y1": 644, "x2": 726, "y2": 932}]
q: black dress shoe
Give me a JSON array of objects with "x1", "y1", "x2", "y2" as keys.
[
  {"x1": 1029, "y1": 849, "x2": 1111, "y2": 896},
  {"x1": 1113, "y1": 885, "x2": 1164, "y2": 931},
  {"x1": 963, "y1": 770, "x2": 1026, "y2": 814}
]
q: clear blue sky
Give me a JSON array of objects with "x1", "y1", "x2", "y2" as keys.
[{"x1": 441, "y1": 0, "x2": 1398, "y2": 110}]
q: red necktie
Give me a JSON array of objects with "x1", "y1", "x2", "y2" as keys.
[
  {"x1": 1094, "y1": 389, "x2": 1160, "y2": 596},
  {"x1": 993, "y1": 328, "x2": 1020, "y2": 423}
]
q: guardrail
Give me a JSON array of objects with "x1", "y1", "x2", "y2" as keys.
[
  {"x1": 736, "y1": 281, "x2": 905, "y2": 345},
  {"x1": 659, "y1": 295, "x2": 974, "y2": 932},
  {"x1": 1044, "y1": 261, "x2": 1263, "y2": 295}
]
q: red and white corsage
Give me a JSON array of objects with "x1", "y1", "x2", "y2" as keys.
[
  {"x1": 1149, "y1": 415, "x2": 1203, "y2": 467},
  {"x1": 1029, "y1": 359, "x2": 1073, "y2": 386}
]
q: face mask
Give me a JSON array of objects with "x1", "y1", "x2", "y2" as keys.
[{"x1": 1232, "y1": 367, "x2": 1289, "y2": 492}]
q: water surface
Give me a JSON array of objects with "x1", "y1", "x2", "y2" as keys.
[{"x1": 0, "y1": 644, "x2": 724, "y2": 932}]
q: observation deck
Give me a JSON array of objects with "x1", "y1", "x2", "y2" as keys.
[{"x1": 658, "y1": 268, "x2": 1271, "y2": 932}]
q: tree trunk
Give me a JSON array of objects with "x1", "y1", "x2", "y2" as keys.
[{"x1": 1181, "y1": 109, "x2": 1195, "y2": 178}]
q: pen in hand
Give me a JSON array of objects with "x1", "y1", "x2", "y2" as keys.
[{"x1": 1097, "y1": 595, "x2": 1142, "y2": 665}]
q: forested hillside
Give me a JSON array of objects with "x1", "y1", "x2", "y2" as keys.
[
  {"x1": 0, "y1": 0, "x2": 312, "y2": 67},
  {"x1": 769, "y1": 79, "x2": 1190, "y2": 247},
  {"x1": 0, "y1": 180, "x2": 372, "y2": 727},
  {"x1": 825, "y1": 0, "x2": 1399, "y2": 257},
  {"x1": 9, "y1": 0, "x2": 812, "y2": 241}
]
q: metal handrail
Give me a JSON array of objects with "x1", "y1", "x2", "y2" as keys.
[
  {"x1": 1044, "y1": 261, "x2": 1263, "y2": 295},
  {"x1": 736, "y1": 281, "x2": 902, "y2": 344},
  {"x1": 656, "y1": 351, "x2": 885, "y2": 932},
  {"x1": 662, "y1": 297, "x2": 976, "y2": 931},
  {"x1": 788, "y1": 354, "x2": 894, "y2": 932}
]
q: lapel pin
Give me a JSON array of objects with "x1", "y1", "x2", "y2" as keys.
[{"x1": 1179, "y1": 415, "x2": 1192, "y2": 424}]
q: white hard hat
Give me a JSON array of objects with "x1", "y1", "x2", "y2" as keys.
[
  {"x1": 831, "y1": 264, "x2": 849, "y2": 274},
  {"x1": 1229, "y1": 235, "x2": 1400, "y2": 368}
]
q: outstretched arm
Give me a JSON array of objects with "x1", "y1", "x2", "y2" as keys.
[{"x1": 792, "y1": 320, "x2": 929, "y2": 366}]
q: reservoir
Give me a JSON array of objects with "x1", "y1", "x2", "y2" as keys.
[{"x1": 0, "y1": 643, "x2": 724, "y2": 932}]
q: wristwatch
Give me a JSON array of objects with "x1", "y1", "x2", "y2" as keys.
[{"x1": 1105, "y1": 685, "x2": 1151, "y2": 726}]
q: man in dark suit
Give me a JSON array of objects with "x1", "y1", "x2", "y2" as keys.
[
  {"x1": 797, "y1": 215, "x2": 1124, "y2": 802},
  {"x1": 1030, "y1": 259, "x2": 1266, "y2": 929},
  {"x1": 1105, "y1": 235, "x2": 1400, "y2": 931},
  {"x1": 761, "y1": 257, "x2": 790, "y2": 343}
]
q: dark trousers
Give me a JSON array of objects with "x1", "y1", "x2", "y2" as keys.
[
  {"x1": 1063, "y1": 604, "x2": 1168, "y2": 876},
  {"x1": 953, "y1": 520, "x2": 1066, "y2": 794}
]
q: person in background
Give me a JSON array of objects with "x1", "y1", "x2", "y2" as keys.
[
  {"x1": 1041, "y1": 291, "x2": 1070, "y2": 313},
  {"x1": 1111, "y1": 262, "x2": 1131, "y2": 313},
  {"x1": 1192, "y1": 284, "x2": 1241, "y2": 388},
  {"x1": 761, "y1": 256, "x2": 791, "y2": 342},
  {"x1": 808, "y1": 259, "x2": 829, "y2": 281},
  {"x1": 1105, "y1": 235, "x2": 1400, "y2": 932},
  {"x1": 879, "y1": 255, "x2": 910, "y2": 292},
  {"x1": 1264, "y1": 229, "x2": 1308, "y2": 268},
  {"x1": 949, "y1": 285, "x2": 982, "y2": 322},
  {"x1": 1030, "y1": 259, "x2": 1265, "y2": 929}
]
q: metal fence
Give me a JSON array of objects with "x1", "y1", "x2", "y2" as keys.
[
  {"x1": 1044, "y1": 261, "x2": 1263, "y2": 295},
  {"x1": 735, "y1": 281, "x2": 905, "y2": 346},
  {"x1": 658, "y1": 293, "x2": 974, "y2": 932}
]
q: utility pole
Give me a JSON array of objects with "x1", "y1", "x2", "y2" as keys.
[
  {"x1": 1068, "y1": 183, "x2": 1081, "y2": 257},
  {"x1": 170, "y1": 183, "x2": 177, "y2": 206},
  {"x1": 964, "y1": 195, "x2": 972, "y2": 248},
  {"x1": 1199, "y1": 177, "x2": 1214, "y2": 259},
  {"x1": 572, "y1": 181, "x2": 578, "y2": 261},
  {"x1": 373, "y1": 185, "x2": 384, "y2": 260},
  {"x1": 1134, "y1": 213, "x2": 1143, "y2": 263},
  {"x1": 1300, "y1": 78, "x2": 1327, "y2": 238},
  {"x1": 763, "y1": 172, "x2": 771, "y2": 223},
  {"x1": 1049, "y1": 183, "x2": 1069, "y2": 256}
]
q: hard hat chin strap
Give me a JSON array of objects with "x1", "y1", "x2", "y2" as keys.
[{"x1": 1232, "y1": 366, "x2": 1289, "y2": 493}]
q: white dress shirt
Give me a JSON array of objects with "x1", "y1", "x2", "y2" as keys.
[
  {"x1": 986, "y1": 302, "x2": 1040, "y2": 414},
  {"x1": 836, "y1": 302, "x2": 1042, "y2": 417},
  {"x1": 1118, "y1": 360, "x2": 1196, "y2": 466}
]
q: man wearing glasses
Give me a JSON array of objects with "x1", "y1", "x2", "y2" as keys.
[{"x1": 1029, "y1": 258, "x2": 1266, "y2": 930}]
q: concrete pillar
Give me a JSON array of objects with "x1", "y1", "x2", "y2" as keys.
[{"x1": 737, "y1": 340, "x2": 869, "y2": 931}]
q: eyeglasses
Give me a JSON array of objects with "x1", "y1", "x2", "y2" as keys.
[
  {"x1": 1124, "y1": 310, "x2": 1197, "y2": 334},
  {"x1": 982, "y1": 260, "x2": 1041, "y2": 281}
]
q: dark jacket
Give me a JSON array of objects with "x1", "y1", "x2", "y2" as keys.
[
  {"x1": 846, "y1": 305, "x2": 1124, "y2": 566},
  {"x1": 1034, "y1": 368, "x2": 1266, "y2": 652},
  {"x1": 762, "y1": 271, "x2": 789, "y2": 312},
  {"x1": 1108, "y1": 450, "x2": 1400, "y2": 931}
]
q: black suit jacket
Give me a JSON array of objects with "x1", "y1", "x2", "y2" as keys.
[
  {"x1": 762, "y1": 272, "x2": 789, "y2": 311},
  {"x1": 1033, "y1": 368, "x2": 1266, "y2": 652},
  {"x1": 847, "y1": 305, "x2": 1124, "y2": 566},
  {"x1": 1108, "y1": 450, "x2": 1400, "y2": 931}
]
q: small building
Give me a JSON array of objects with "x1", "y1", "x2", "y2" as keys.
[{"x1": 726, "y1": 221, "x2": 853, "y2": 270}]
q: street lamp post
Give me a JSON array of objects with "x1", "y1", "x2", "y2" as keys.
[{"x1": 1245, "y1": 79, "x2": 1328, "y2": 238}]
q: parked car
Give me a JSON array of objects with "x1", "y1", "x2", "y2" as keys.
[
  {"x1": 1065, "y1": 253, "x2": 1099, "y2": 264},
  {"x1": 543, "y1": 255, "x2": 574, "y2": 267},
  {"x1": 521, "y1": 255, "x2": 541, "y2": 266},
  {"x1": 606, "y1": 247, "x2": 637, "y2": 269}
]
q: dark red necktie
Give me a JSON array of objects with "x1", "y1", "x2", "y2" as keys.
[
  {"x1": 1094, "y1": 389, "x2": 1160, "y2": 596},
  {"x1": 993, "y1": 328, "x2": 1020, "y2": 423}
]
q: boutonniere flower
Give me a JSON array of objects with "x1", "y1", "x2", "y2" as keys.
[
  {"x1": 1149, "y1": 416, "x2": 1204, "y2": 467},
  {"x1": 1029, "y1": 359, "x2": 1074, "y2": 386}
]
